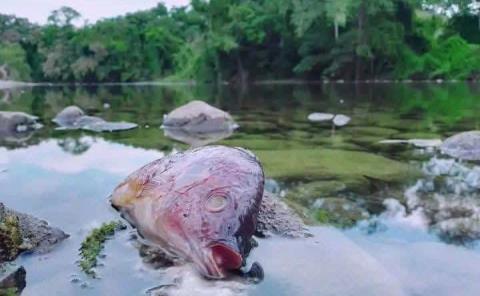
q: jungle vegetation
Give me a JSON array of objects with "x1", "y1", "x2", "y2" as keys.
[{"x1": 0, "y1": 0, "x2": 480, "y2": 83}]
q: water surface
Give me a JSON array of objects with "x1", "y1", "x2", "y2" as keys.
[{"x1": 1, "y1": 83, "x2": 480, "y2": 295}]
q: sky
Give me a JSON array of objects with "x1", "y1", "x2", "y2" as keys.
[{"x1": 2, "y1": 0, "x2": 190, "y2": 25}]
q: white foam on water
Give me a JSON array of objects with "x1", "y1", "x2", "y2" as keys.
[{"x1": 159, "y1": 265, "x2": 248, "y2": 296}]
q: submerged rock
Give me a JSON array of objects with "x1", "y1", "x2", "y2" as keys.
[
  {"x1": 52, "y1": 105, "x2": 137, "y2": 132},
  {"x1": 285, "y1": 181, "x2": 347, "y2": 207},
  {"x1": 0, "y1": 264, "x2": 26, "y2": 295},
  {"x1": 256, "y1": 148, "x2": 420, "y2": 187},
  {"x1": 313, "y1": 198, "x2": 368, "y2": 228},
  {"x1": 307, "y1": 112, "x2": 351, "y2": 127},
  {"x1": 401, "y1": 157, "x2": 480, "y2": 244},
  {"x1": 440, "y1": 131, "x2": 480, "y2": 161},
  {"x1": 0, "y1": 203, "x2": 68, "y2": 262},
  {"x1": 162, "y1": 101, "x2": 237, "y2": 146}
]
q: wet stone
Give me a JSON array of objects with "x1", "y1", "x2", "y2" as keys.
[
  {"x1": 440, "y1": 131, "x2": 480, "y2": 161},
  {"x1": 0, "y1": 203, "x2": 68, "y2": 262},
  {"x1": 0, "y1": 264, "x2": 26, "y2": 295},
  {"x1": 52, "y1": 105, "x2": 137, "y2": 132},
  {"x1": 256, "y1": 192, "x2": 310, "y2": 238}
]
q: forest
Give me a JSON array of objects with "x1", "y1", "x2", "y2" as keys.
[{"x1": 1, "y1": 0, "x2": 480, "y2": 83}]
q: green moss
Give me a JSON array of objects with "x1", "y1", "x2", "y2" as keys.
[
  {"x1": 78, "y1": 221, "x2": 125, "y2": 277},
  {"x1": 310, "y1": 134, "x2": 365, "y2": 151},
  {"x1": 314, "y1": 198, "x2": 367, "y2": 228},
  {"x1": 285, "y1": 181, "x2": 347, "y2": 206},
  {"x1": 0, "y1": 216, "x2": 23, "y2": 262},
  {"x1": 255, "y1": 148, "x2": 421, "y2": 185},
  {"x1": 0, "y1": 287, "x2": 19, "y2": 296}
]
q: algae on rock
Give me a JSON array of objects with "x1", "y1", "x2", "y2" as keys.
[
  {"x1": 256, "y1": 149, "x2": 421, "y2": 188},
  {"x1": 78, "y1": 221, "x2": 126, "y2": 277},
  {"x1": 0, "y1": 216, "x2": 22, "y2": 262}
]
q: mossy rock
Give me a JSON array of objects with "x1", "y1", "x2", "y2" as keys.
[
  {"x1": 314, "y1": 198, "x2": 369, "y2": 228},
  {"x1": 0, "y1": 203, "x2": 68, "y2": 263},
  {"x1": 285, "y1": 181, "x2": 347, "y2": 207},
  {"x1": 0, "y1": 264, "x2": 25, "y2": 295},
  {"x1": 0, "y1": 216, "x2": 22, "y2": 262},
  {"x1": 255, "y1": 149, "x2": 421, "y2": 186}
]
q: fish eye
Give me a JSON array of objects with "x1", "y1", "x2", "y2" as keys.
[{"x1": 206, "y1": 195, "x2": 228, "y2": 212}]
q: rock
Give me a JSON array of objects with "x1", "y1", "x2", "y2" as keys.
[
  {"x1": 401, "y1": 158, "x2": 480, "y2": 244},
  {"x1": 162, "y1": 100, "x2": 237, "y2": 133},
  {"x1": 440, "y1": 131, "x2": 480, "y2": 161},
  {"x1": 52, "y1": 106, "x2": 85, "y2": 126},
  {"x1": 307, "y1": 113, "x2": 334, "y2": 122},
  {"x1": 0, "y1": 264, "x2": 26, "y2": 295},
  {"x1": 333, "y1": 114, "x2": 351, "y2": 127},
  {"x1": 52, "y1": 105, "x2": 137, "y2": 132},
  {"x1": 0, "y1": 203, "x2": 68, "y2": 262},
  {"x1": 256, "y1": 192, "x2": 310, "y2": 238},
  {"x1": 0, "y1": 111, "x2": 42, "y2": 144},
  {"x1": 313, "y1": 198, "x2": 368, "y2": 228},
  {"x1": 264, "y1": 178, "x2": 281, "y2": 195}
]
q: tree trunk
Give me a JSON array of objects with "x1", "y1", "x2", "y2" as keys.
[
  {"x1": 355, "y1": 0, "x2": 367, "y2": 81},
  {"x1": 334, "y1": 20, "x2": 339, "y2": 41},
  {"x1": 236, "y1": 52, "x2": 248, "y2": 93},
  {"x1": 0, "y1": 64, "x2": 8, "y2": 80}
]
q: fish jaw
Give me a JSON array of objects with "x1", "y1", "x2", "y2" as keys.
[{"x1": 189, "y1": 241, "x2": 243, "y2": 279}]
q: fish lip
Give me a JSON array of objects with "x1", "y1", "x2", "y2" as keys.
[{"x1": 191, "y1": 241, "x2": 243, "y2": 279}]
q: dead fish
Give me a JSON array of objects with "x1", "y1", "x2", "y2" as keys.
[{"x1": 110, "y1": 146, "x2": 264, "y2": 279}]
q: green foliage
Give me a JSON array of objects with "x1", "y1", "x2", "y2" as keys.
[
  {"x1": 1, "y1": 1, "x2": 479, "y2": 82},
  {"x1": 78, "y1": 221, "x2": 125, "y2": 277},
  {"x1": 0, "y1": 43, "x2": 31, "y2": 80}
]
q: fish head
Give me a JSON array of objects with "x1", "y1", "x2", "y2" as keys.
[
  {"x1": 111, "y1": 146, "x2": 264, "y2": 279},
  {"x1": 158, "y1": 147, "x2": 264, "y2": 278}
]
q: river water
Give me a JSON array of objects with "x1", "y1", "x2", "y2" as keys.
[{"x1": 1, "y1": 82, "x2": 480, "y2": 296}]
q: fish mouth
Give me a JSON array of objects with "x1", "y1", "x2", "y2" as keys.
[{"x1": 192, "y1": 242, "x2": 243, "y2": 279}]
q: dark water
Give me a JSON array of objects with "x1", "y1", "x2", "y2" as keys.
[{"x1": 1, "y1": 83, "x2": 480, "y2": 296}]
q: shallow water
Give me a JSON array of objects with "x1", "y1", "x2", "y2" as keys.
[{"x1": 1, "y1": 83, "x2": 480, "y2": 295}]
